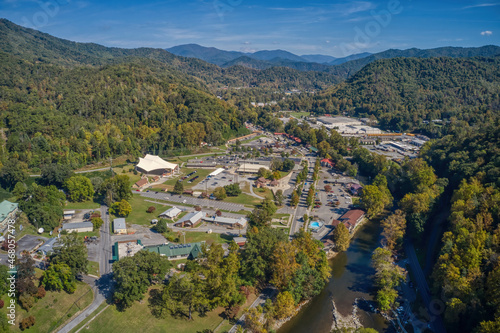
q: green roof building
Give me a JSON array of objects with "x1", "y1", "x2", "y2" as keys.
[
  {"x1": 0, "y1": 200, "x2": 18, "y2": 229},
  {"x1": 143, "y1": 242, "x2": 204, "y2": 260}
]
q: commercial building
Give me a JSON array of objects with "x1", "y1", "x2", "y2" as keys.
[
  {"x1": 112, "y1": 240, "x2": 144, "y2": 260},
  {"x1": 144, "y1": 242, "x2": 204, "y2": 260},
  {"x1": 132, "y1": 178, "x2": 149, "y2": 190},
  {"x1": 158, "y1": 207, "x2": 182, "y2": 220},
  {"x1": 61, "y1": 222, "x2": 94, "y2": 233},
  {"x1": 136, "y1": 154, "x2": 179, "y2": 176},
  {"x1": 113, "y1": 218, "x2": 127, "y2": 234},
  {"x1": 173, "y1": 211, "x2": 204, "y2": 228},
  {"x1": 0, "y1": 200, "x2": 18, "y2": 229},
  {"x1": 37, "y1": 238, "x2": 59, "y2": 256},
  {"x1": 237, "y1": 163, "x2": 270, "y2": 174},
  {"x1": 203, "y1": 216, "x2": 248, "y2": 229},
  {"x1": 333, "y1": 209, "x2": 365, "y2": 233}
]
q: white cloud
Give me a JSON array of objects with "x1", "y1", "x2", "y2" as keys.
[
  {"x1": 481, "y1": 30, "x2": 493, "y2": 36},
  {"x1": 463, "y1": 3, "x2": 500, "y2": 9}
]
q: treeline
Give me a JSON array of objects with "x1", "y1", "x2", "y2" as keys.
[{"x1": 423, "y1": 123, "x2": 500, "y2": 332}]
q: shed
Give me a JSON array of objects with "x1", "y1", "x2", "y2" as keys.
[{"x1": 113, "y1": 218, "x2": 127, "y2": 234}]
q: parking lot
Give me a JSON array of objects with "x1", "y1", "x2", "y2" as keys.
[
  {"x1": 16, "y1": 234, "x2": 47, "y2": 255},
  {"x1": 111, "y1": 224, "x2": 167, "y2": 246},
  {"x1": 140, "y1": 191, "x2": 252, "y2": 212}
]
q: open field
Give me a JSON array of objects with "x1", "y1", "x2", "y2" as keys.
[
  {"x1": 156, "y1": 167, "x2": 216, "y2": 192},
  {"x1": 87, "y1": 260, "x2": 100, "y2": 276},
  {"x1": 289, "y1": 111, "x2": 310, "y2": 118},
  {"x1": 2, "y1": 279, "x2": 93, "y2": 333},
  {"x1": 183, "y1": 231, "x2": 235, "y2": 245},
  {"x1": 79, "y1": 286, "x2": 226, "y2": 333},
  {"x1": 125, "y1": 195, "x2": 172, "y2": 226}
]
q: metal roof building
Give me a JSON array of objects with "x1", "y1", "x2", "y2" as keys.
[{"x1": 143, "y1": 242, "x2": 204, "y2": 260}]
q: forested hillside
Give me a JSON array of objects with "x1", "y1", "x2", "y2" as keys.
[
  {"x1": 307, "y1": 57, "x2": 500, "y2": 134},
  {"x1": 0, "y1": 19, "x2": 341, "y2": 90},
  {"x1": 0, "y1": 51, "x2": 247, "y2": 169},
  {"x1": 421, "y1": 124, "x2": 500, "y2": 332}
]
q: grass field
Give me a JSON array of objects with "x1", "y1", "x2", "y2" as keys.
[
  {"x1": 80, "y1": 286, "x2": 226, "y2": 333},
  {"x1": 64, "y1": 200, "x2": 101, "y2": 210},
  {"x1": 113, "y1": 164, "x2": 142, "y2": 185},
  {"x1": 126, "y1": 195, "x2": 172, "y2": 226},
  {"x1": 183, "y1": 231, "x2": 235, "y2": 245},
  {"x1": 87, "y1": 260, "x2": 100, "y2": 276},
  {"x1": 3, "y1": 280, "x2": 93, "y2": 333},
  {"x1": 290, "y1": 111, "x2": 310, "y2": 118},
  {"x1": 156, "y1": 168, "x2": 216, "y2": 192}
]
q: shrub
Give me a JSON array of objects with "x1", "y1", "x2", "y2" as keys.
[
  {"x1": 0, "y1": 299, "x2": 4, "y2": 308},
  {"x1": 36, "y1": 286, "x2": 46, "y2": 299},
  {"x1": 147, "y1": 206, "x2": 156, "y2": 213},
  {"x1": 20, "y1": 316, "x2": 36, "y2": 330}
]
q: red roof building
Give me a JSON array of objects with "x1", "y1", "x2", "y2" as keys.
[{"x1": 333, "y1": 209, "x2": 365, "y2": 233}]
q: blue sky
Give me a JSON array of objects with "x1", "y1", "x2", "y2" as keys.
[{"x1": 1, "y1": 0, "x2": 499, "y2": 57}]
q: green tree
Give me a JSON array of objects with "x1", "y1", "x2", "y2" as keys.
[
  {"x1": 40, "y1": 164, "x2": 74, "y2": 188},
  {"x1": 274, "y1": 189, "x2": 284, "y2": 206},
  {"x1": 173, "y1": 180, "x2": 184, "y2": 194},
  {"x1": 153, "y1": 218, "x2": 168, "y2": 233},
  {"x1": 51, "y1": 234, "x2": 88, "y2": 277},
  {"x1": 0, "y1": 159, "x2": 28, "y2": 190},
  {"x1": 333, "y1": 223, "x2": 350, "y2": 251},
  {"x1": 213, "y1": 186, "x2": 227, "y2": 200},
  {"x1": 110, "y1": 199, "x2": 132, "y2": 217},
  {"x1": 101, "y1": 175, "x2": 131, "y2": 205},
  {"x1": 41, "y1": 263, "x2": 76, "y2": 293},
  {"x1": 161, "y1": 272, "x2": 208, "y2": 320},
  {"x1": 64, "y1": 175, "x2": 94, "y2": 202},
  {"x1": 290, "y1": 191, "x2": 299, "y2": 207},
  {"x1": 224, "y1": 183, "x2": 241, "y2": 196},
  {"x1": 91, "y1": 217, "x2": 103, "y2": 230}
]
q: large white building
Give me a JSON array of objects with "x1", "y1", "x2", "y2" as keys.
[{"x1": 136, "y1": 154, "x2": 179, "y2": 176}]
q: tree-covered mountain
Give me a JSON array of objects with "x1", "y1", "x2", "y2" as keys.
[
  {"x1": 307, "y1": 57, "x2": 500, "y2": 135},
  {"x1": 166, "y1": 43, "x2": 244, "y2": 66},
  {"x1": 0, "y1": 51, "x2": 248, "y2": 169},
  {"x1": 300, "y1": 54, "x2": 337, "y2": 63},
  {"x1": 0, "y1": 19, "x2": 342, "y2": 90}
]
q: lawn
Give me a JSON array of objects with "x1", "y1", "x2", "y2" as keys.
[
  {"x1": 81, "y1": 286, "x2": 227, "y2": 333},
  {"x1": 182, "y1": 231, "x2": 235, "y2": 245},
  {"x1": 125, "y1": 195, "x2": 172, "y2": 226},
  {"x1": 64, "y1": 200, "x2": 101, "y2": 210},
  {"x1": 113, "y1": 164, "x2": 142, "y2": 185},
  {"x1": 4, "y1": 280, "x2": 93, "y2": 333},
  {"x1": 290, "y1": 111, "x2": 310, "y2": 118},
  {"x1": 156, "y1": 168, "x2": 215, "y2": 192},
  {"x1": 87, "y1": 260, "x2": 100, "y2": 277}
]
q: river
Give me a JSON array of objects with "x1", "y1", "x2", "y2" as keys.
[{"x1": 279, "y1": 219, "x2": 388, "y2": 333}]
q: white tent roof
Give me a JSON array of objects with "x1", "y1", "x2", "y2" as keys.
[{"x1": 137, "y1": 154, "x2": 178, "y2": 172}]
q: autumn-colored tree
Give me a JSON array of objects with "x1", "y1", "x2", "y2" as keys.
[
  {"x1": 381, "y1": 210, "x2": 406, "y2": 251},
  {"x1": 324, "y1": 184, "x2": 332, "y2": 192},
  {"x1": 147, "y1": 206, "x2": 156, "y2": 213},
  {"x1": 290, "y1": 191, "x2": 299, "y2": 207},
  {"x1": 274, "y1": 291, "x2": 295, "y2": 319},
  {"x1": 333, "y1": 223, "x2": 350, "y2": 251},
  {"x1": 270, "y1": 242, "x2": 299, "y2": 290}
]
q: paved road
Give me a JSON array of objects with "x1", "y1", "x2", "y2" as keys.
[
  {"x1": 57, "y1": 205, "x2": 113, "y2": 333},
  {"x1": 404, "y1": 240, "x2": 446, "y2": 333},
  {"x1": 228, "y1": 287, "x2": 276, "y2": 333},
  {"x1": 57, "y1": 275, "x2": 110, "y2": 333},
  {"x1": 140, "y1": 191, "x2": 252, "y2": 212}
]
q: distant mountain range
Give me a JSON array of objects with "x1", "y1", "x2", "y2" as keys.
[
  {"x1": 166, "y1": 44, "x2": 372, "y2": 68},
  {"x1": 167, "y1": 43, "x2": 500, "y2": 72}
]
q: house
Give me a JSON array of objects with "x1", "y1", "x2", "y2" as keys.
[
  {"x1": 135, "y1": 154, "x2": 179, "y2": 176},
  {"x1": 158, "y1": 207, "x2": 182, "y2": 220},
  {"x1": 143, "y1": 242, "x2": 204, "y2": 260},
  {"x1": 173, "y1": 211, "x2": 204, "y2": 228},
  {"x1": 333, "y1": 209, "x2": 365, "y2": 233},
  {"x1": 269, "y1": 180, "x2": 279, "y2": 187},
  {"x1": 132, "y1": 178, "x2": 149, "y2": 190},
  {"x1": 62, "y1": 222, "x2": 94, "y2": 233},
  {"x1": 37, "y1": 238, "x2": 59, "y2": 256},
  {"x1": 0, "y1": 200, "x2": 18, "y2": 229},
  {"x1": 348, "y1": 183, "x2": 363, "y2": 195},
  {"x1": 63, "y1": 210, "x2": 76, "y2": 220},
  {"x1": 203, "y1": 216, "x2": 248, "y2": 229},
  {"x1": 233, "y1": 237, "x2": 247, "y2": 247},
  {"x1": 113, "y1": 218, "x2": 127, "y2": 234},
  {"x1": 321, "y1": 158, "x2": 335, "y2": 168}
]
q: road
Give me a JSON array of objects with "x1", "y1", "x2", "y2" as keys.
[
  {"x1": 404, "y1": 240, "x2": 446, "y2": 333},
  {"x1": 57, "y1": 205, "x2": 113, "y2": 333},
  {"x1": 228, "y1": 287, "x2": 276, "y2": 333}
]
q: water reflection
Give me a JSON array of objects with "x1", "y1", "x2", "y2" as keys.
[{"x1": 279, "y1": 221, "x2": 388, "y2": 333}]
